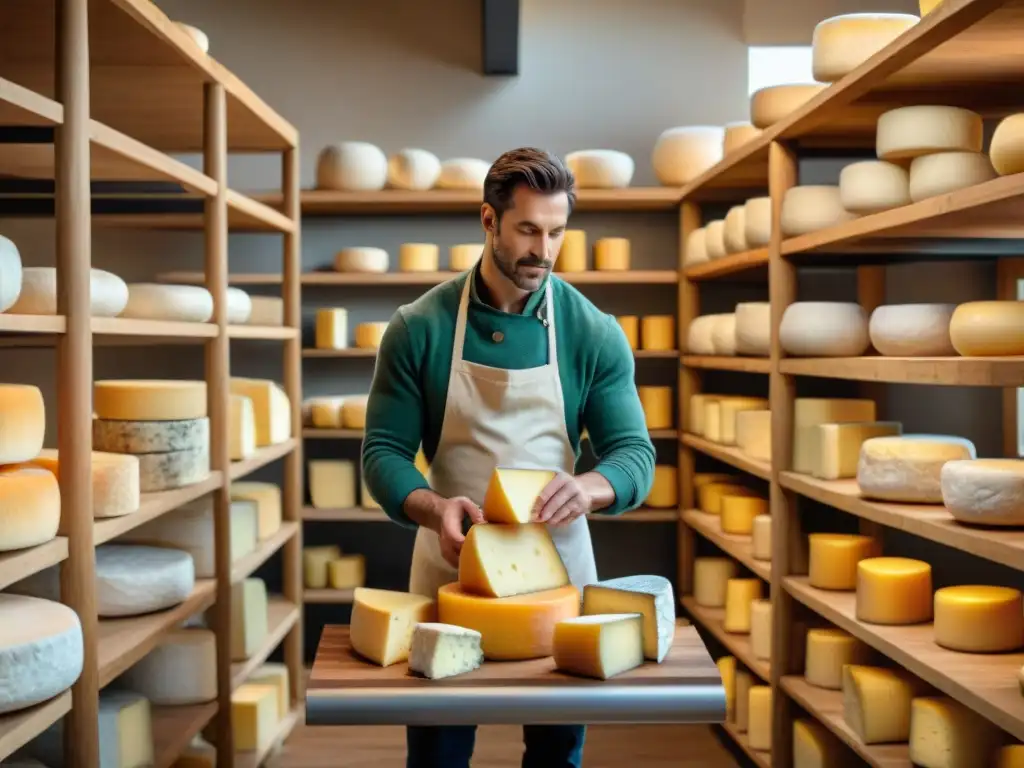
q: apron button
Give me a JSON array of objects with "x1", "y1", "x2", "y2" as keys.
[{"x1": 491, "y1": 331, "x2": 504, "y2": 343}]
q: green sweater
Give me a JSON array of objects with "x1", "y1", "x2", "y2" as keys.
[{"x1": 361, "y1": 265, "x2": 656, "y2": 527}]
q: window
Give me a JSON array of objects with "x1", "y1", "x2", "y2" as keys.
[{"x1": 747, "y1": 46, "x2": 815, "y2": 96}]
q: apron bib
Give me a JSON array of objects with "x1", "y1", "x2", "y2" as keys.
[{"x1": 408, "y1": 275, "x2": 598, "y2": 598}]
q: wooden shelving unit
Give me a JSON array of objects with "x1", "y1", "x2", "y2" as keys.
[
  {"x1": 675, "y1": 0, "x2": 1024, "y2": 764},
  {"x1": 0, "y1": 2, "x2": 303, "y2": 767}
]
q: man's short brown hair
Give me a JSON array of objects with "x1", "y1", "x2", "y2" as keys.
[{"x1": 483, "y1": 147, "x2": 576, "y2": 224}]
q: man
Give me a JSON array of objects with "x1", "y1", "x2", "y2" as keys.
[{"x1": 362, "y1": 146, "x2": 656, "y2": 768}]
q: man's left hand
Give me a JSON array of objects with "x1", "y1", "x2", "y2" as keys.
[{"x1": 532, "y1": 471, "x2": 593, "y2": 526}]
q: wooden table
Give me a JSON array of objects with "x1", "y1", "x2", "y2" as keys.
[{"x1": 306, "y1": 623, "x2": 726, "y2": 726}]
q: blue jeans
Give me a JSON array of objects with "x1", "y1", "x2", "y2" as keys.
[{"x1": 406, "y1": 724, "x2": 586, "y2": 768}]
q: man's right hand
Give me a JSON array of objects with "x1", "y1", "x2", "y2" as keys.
[{"x1": 402, "y1": 489, "x2": 486, "y2": 568}]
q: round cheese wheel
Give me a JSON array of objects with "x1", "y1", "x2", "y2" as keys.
[
  {"x1": 386, "y1": 148, "x2": 441, "y2": 191},
  {"x1": 868, "y1": 303, "x2": 956, "y2": 356},
  {"x1": 556, "y1": 230, "x2": 587, "y2": 272},
  {"x1": 684, "y1": 228, "x2": 709, "y2": 266},
  {"x1": 436, "y1": 158, "x2": 489, "y2": 190},
  {"x1": 876, "y1": 105, "x2": 983, "y2": 161},
  {"x1": 933, "y1": 585, "x2": 1024, "y2": 652},
  {"x1": 949, "y1": 301, "x2": 1024, "y2": 356},
  {"x1": 780, "y1": 186, "x2": 857, "y2": 236},
  {"x1": 316, "y1": 142, "x2": 388, "y2": 191},
  {"x1": 744, "y1": 197, "x2": 772, "y2": 247},
  {"x1": 92, "y1": 545, "x2": 195, "y2": 617},
  {"x1": 355, "y1": 322, "x2": 389, "y2": 349},
  {"x1": 838, "y1": 160, "x2": 910, "y2": 214},
  {"x1": 0, "y1": 384, "x2": 45, "y2": 463},
  {"x1": 226, "y1": 287, "x2": 252, "y2": 324},
  {"x1": 640, "y1": 316, "x2": 675, "y2": 351},
  {"x1": 752, "y1": 514, "x2": 772, "y2": 560},
  {"x1": 651, "y1": 126, "x2": 724, "y2": 186},
  {"x1": 0, "y1": 466, "x2": 60, "y2": 551},
  {"x1": 811, "y1": 13, "x2": 919, "y2": 83},
  {"x1": 121, "y1": 283, "x2": 214, "y2": 323},
  {"x1": 735, "y1": 302, "x2": 771, "y2": 356},
  {"x1": 723, "y1": 206, "x2": 747, "y2": 254},
  {"x1": 989, "y1": 114, "x2": 1024, "y2": 176},
  {"x1": 0, "y1": 235, "x2": 22, "y2": 313},
  {"x1": 334, "y1": 247, "x2": 389, "y2": 274},
  {"x1": 941, "y1": 459, "x2": 1024, "y2": 526},
  {"x1": 723, "y1": 122, "x2": 761, "y2": 155},
  {"x1": 909, "y1": 151, "x2": 996, "y2": 202},
  {"x1": 711, "y1": 314, "x2": 737, "y2": 356},
  {"x1": 855, "y1": 557, "x2": 933, "y2": 625},
  {"x1": 341, "y1": 395, "x2": 369, "y2": 429},
  {"x1": 564, "y1": 150, "x2": 634, "y2": 188},
  {"x1": 398, "y1": 243, "x2": 440, "y2": 272},
  {"x1": 808, "y1": 533, "x2": 878, "y2": 590},
  {"x1": 750, "y1": 84, "x2": 827, "y2": 129},
  {"x1": 93, "y1": 380, "x2": 207, "y2": 422},
  {"x1": 449, "y1": 243, "x2": 483, "y2": 271},
  {"x1": 779, "y1": 302, "x2": 869, "y2": 356},
  {"x1": 10, "y1": 267, "x2": 128, "y2": 316},
  {"x1": 705, "y1": 220, "x2": 726, "y2": 259},
  {"x1": 687, "y1": 314, "x2": 727, "y2": 355},
  {"x1": 594, "y1": 238, "x2": 630, "y2": 271},
  {"x1": 804, "y1": 628, "x2": 868, "y2": 689},
  {"x1": 694, "y1": 557, "x2": 737, "y2": 607},
  {"x1": 920, "y1": 0, "x2": 942, "y2": 13},
  {"x1": 617, "y1": 316, "x2": 638, "y2": 349},
  {"x1": 175, "y1": 22, "x2": 209, "y2": 53},
  {"x1": 857, "y1": 434, "x2": 976, "y2": 503}
]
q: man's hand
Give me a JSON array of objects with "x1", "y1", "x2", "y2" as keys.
[
  {"x1": 532, "y1": 471, "x2": 616, "y2": 526},
  {"x1": 437, "y1": 496, "x2": 486, "y2": 568}
]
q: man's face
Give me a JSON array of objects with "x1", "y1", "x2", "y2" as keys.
[{"x1": 486, "y1": 186, "x2": 570, "y2": 292}]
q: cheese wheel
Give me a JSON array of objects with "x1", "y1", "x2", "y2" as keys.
[
  {"x1": 933, "y1": 585, "x2": 1024, "y2": 652},
  {"x1": 687, "y1": 315, "x2": 726, "y2": 355},
  {"x1": 640, "y1": 315, "x2": 675, "y2": 351},
  {"x1": 998, "y1": 746, "x2": 1024, "y2": 768},
  {"x1": 316, "y1": 142, "x2": 387, "y2": 191},
  {"x1": 721, "y1": 496, "x2": 767, "y2": 535},
  {"x1": 920, "y1": 0, "x2": 942, "y2": 13},
  {"x1": 341, "y1": 395, "x2": 369, "y2": 429},
  {"x1": 335, "y1": 247, "x2": 389, "y2": 274},
  {"x1": 683, "y1": 228, "x2": 709, "y2": 267},
  {"x1": 723, "y1": 206, "x2": 747, "y2": 254},
  {"x1": 857, "y1": 434, "x2": 976, "y2": 503},
  {"x1": 226, "y1": 287, "x2": 252, "y2": 324},
  {"x1": 750, "y1": 84, "x2": 827, "y2": 129},
  {"x1": 705, "y1": 221, "x2": 726, "y2": 259},
  {"x1": 0, "y1": 235, "x2": 22, "y2": 312},
  {"x1": 876, "y1": 105, "x2": 984, "y2": 161},
  {"x1": 747, "y1": 686, "x2": 772, "y2": 751},
  {"x1": 710, "y1": 314, "x2": 737, "y2": 356},
  {"x1": 698, "y1": 483, "x2": 754, "y2": 515},
  {"x1": 723, "y1": 578, "x2": 763, "y2": 633},
  {"x1": 354, "y1": 322, "x2": 388, "y2": 349},
  {"x1": 28, "y1": 449, "x2": 140, "y2": 519},
  {"x1": 645, "y1": 465, "x2": 677, "y2": 508},
  {"x1": 949, "y1": 301, "x2": 1024, "y2": 356},
  {"x1": 808, "y1": 533, "x2": 878, "y2": 590},
  {"x1": 176, "y1": 22, "x2": 209, "y2": 53},
  {"x1": 92, "y1": 416, "x2": 208, "y2": 453},
  {"x1": 990, "y1": 114, "x2": 1024, "y2": 176},
  {"x1": 941, "y1": 459, "x2": 1024, "y2": 526},
  {"x1": 794, "y1": 717, "x2": 848, "y2": 767},
  {"x1": 752, "y1": 516, "x2": 772, "y2": 562},
  {"x1": 9, "y1": 267, "x2": 128, "y2": 316},
  {"x1": 693, "y1": 557, "x2": 736, "y2": 608},
  {"x1": 638, "y1": 386, "x2": 672, "y2": 430},
  {"x1": 736, "y1": 411, "x2": 771, "y2": 462},
  {"x1": 856, "y1": 557, "x2": 933, "y2": 625},
  {"x1": 138, "y1": 446, "x2": 209, "y2": 493},
  {"x1": 868, "y1": 303, "x2": 957, "y2": 356},
  {"x1": 843, "y1": 665, "x2": 924, "y2": 744},
  {"x1": 436, "y1": 158, "x2": 489, "y2": 190},
  {"x1": 94, "y1": 380, "x2": 207, "y2": 421},
  {"x1": 564, "y1": 150, "x2": 634, "y2": 189},
  {"x1": 308, "y1": 397, "x2": 345, "y2": 429},
  {"x1": 909, "y1": 151, "x2": 996, "y2": 202},
  {"x1": 121, "y1": 283, "x2": 214, "y2": 323},
  {"x1": 398, "y1": 243, "x2": 440, "y2": 272},
  {"x1": 687, "y1": 395, "x2": 716, "y2": 434},
  {"x1": 743, "y1": 197, "x2": 772, "y2": 247},
  {"x1": 712, "y1": 397, "x2": 768, "y2": 445},
  {"x1": 593, "y1": 238, "x2": 630, "y2": 270},
  {"x1": 556, "y1": 230, "x2": 587, "y2": 272},
  {"x1": 735, "y1": 302, "x2": 771, "y2": 356},
  {"x1": 750, "y1": 599, "x2": 771, "y2": 660},
  {"x1": 780, "y1": 302, "x2": 870, "y2": 357},
  {"x1": 723, "y1": 122, "x2": 761, "y2": 155},
  {"x1": 449, "y1": 244, "x2": 483, "y2": 272},
  {"x1": 0, "y1": 384, "x2": 45, "y2": 463},
  {"x1": 616, "y1": 316, "x2": 638, "y2": 349},
  {"x1": 804, "y1": 628, "x2": 868, "y2": 689},
  {"x1": 437, "y1": 583, "x2": 580, "y2": 660},
  {"x1": 0, "y1": 467, "x2": 60, "y2": 551},
  {"x1": 386, "y1": 148, "x2": 441, "y2": 191},
  {"x1": 717, "y1": 656, "x2": 737, "y2": 721},
  {"x1": 811, "y1": 13, "x2": 919, "y2": 83},
  {"x1": 838, "y1": 160, "x2": 910, "y2": 214},
  {"x1": 651, "y1": 126, "x2": 724, "y2": 186},
  {"x1": 780, "y1": 186, "x2": 858, "y2": 236}
]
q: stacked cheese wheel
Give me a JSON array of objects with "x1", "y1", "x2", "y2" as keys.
[
  {"x1": 682, "y1": 198, "x2": 771, "y2": 267},
  {"x1": 686, "y1": 302, "x2": 770, "y2": 358},
  {"x1": 688, "y1": 393, "x2": 768, "y2": 449},
  {"x1": 303, "y1": 544, "x2": 367, "y2": 591},
  {"x1": 346, "y1": 466, "x2": 678, "y2": 680},
  {"x1": 317, "y1": 143, "x2": 489, "y2": 192}
]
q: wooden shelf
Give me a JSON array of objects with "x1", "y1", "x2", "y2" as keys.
[
  {"x1": 305, "y1": 588, "x2": 355, "y2": 604},
  {"x1": 230, "y1": 597, "x2": 301, "y2": 690},
  {"x1": 785, "y1": 576, "x2": 1024, "y2": 743},
  {"x1": 681, "y1": 434, "x2": 771, "y2": 481},
  {"x1": 91, "y1": 318, "x2": 217, "y2": 339},
  {"x1": 684, "y1": 249, "x2": 768, "y2": 281},
  {"x1": 779, "y1": 355, "x2": 1024, "y2": 386},
  {"x1": 0, "y1": 76, "x2": 63, "y2": 126},
  {"x1": 229, "y1": 439, "x2": 298, "y2": 481},
  {"x1": 152, "y1": 702, "x2": 219, "y2": 768},
  {"x1": 234, "y1": 705, "x2": 304, "y2": 768},
  {"x1": 0, "y1": 537, "x2": 68, "y2": 591},
  {"x1": 681, "y1": 356, "x2": 771, "y2": 374},
  {"x1": 231, "y1": 522, "x2": 299, "y2": 583},
  {"x1": 302, "y1": 346, "x2": 679, "y2": 360},
  {"x1": 0, "y1": 314, "x2": 66, "y2": 334},
  {"x1": 682, "y1": 510, "x2": 770, "y2": 581},
  {"x1": 721, "y1": 721, "x2": 771, "y2": 768},
  {"x1": 92, "y1": 473, "x2": 222, "y2": 545},
  {"x1": 158, "y1": 270, "x2": 680, "y2": 286},
  {"x1": 680, "y1": 596, "x2": 770, "y2": 682},
  {"x1": 303, "y1": 428, "x2": 678, "y2": 440},
  {"x1": 228, "y1": 325, "x2": 297, "y2": 341},
  {"x1": 0, "y1": 691, "x2": 72, "y2": 762}
]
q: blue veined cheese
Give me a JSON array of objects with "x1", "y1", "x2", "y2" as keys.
[
  {"x1": 137, "y1": 445, "x2": 210, "y2": 493},
  {"x1": 409, "y1": 623, "x2": 484, "y2": 680},
  {"x1": 582, "y1": 574, "x2": 675, "y2": 662},
  {"x1": 92, "y1": 416, "x2": 209, "y2": 454}
]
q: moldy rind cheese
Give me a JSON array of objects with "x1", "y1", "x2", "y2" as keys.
[
  {"x1": 582, "y1": 574, "x2": 676, "y2": 663},
  {"x1": 857, "y1": 434, "x2": 975, "y2": 503},
  {"x1": 941, "y1": 459, "x2": 1024, "y2": 526}
]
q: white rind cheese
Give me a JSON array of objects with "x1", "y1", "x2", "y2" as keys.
[
  {"x1": 684, "y1": 228, "x2": 709, "y2": 267},
  {"x1": 0, "y1": 467, "x2": 61, "y2": 551},
  {"x1": 909, "y1": 151, "x2": 997, "y2": 202},
  {"x1": 811, "y1": 13, "x2": 919, "y2": 83},
  {"x1": 436, "y1": 158, "x2": 490, "y2": 190},
  {"x1": 711, "y1": 314, "x2": 737, "y2": 356},
  {"x1": 95, "y1": 545, "x2": 196, "y2": 617},
  {"x1": 334, "y1": 247, "x2": 389, "y2": 273},
  {"x1": 227, "y1": 286, "x2": 252, "y2": 324},
  {"x1": 735, "y1": 302, "x2": 771, "y2": 356},
  {"x1": 857, "y1": 434, "x2": 976, "y2": 503},
  {"x1": 780, "y1": 302, "x2": 870, "y2": 357},
  {"x1": 687, "y1": 315, "x2": 722, "y2": 355},
  {"x1": 990, "y1": 114, "x2": 1024, "y2": 176},
  {"x1": 0, "y1": 383, "x2": 46, "y2": 463},
  {"x1": 564, "y1": 149, "x2": 635, "y2": 188},
  {"x1": 0, "y1": 234, "x2": 23, "y2": 313},
  {"x1": 8, "y1": 267, "x2": 128, "y2": 316},
  {"x1": 118, "y1": 628, "x2": 218, "y2": 705},
  {"x1": 120, "y1": 283, "x2": 214, "y2": 323},
  {"x1": 868, "y1": 303, "x2": 957, "y2": 356},
  {"x1": 705, "y1": 221, "x2": 726, "y2": 259},
  {"x1": 387, "y1": 148, "x2": 442, "y2": 191},
  {"x1": 839, "y1": 160, "x2": 910, "y2": 214},
  {"x1": 750, "y1": 84, "x2": 827, "y2": 129},
  {"x1": 582, "y1": 574, "x2": 675, "y2": 662},
  {"x1": 92, "y1": 416, "x2": 209, "y2": 454},
  {"x1": 744, "y1": 197, "x2": 772, "y2": 247},
  {"x1": 723, "y1": 122, "x2": 761, "y2": 154},
  {"x1": 941, "y1": 459, "x2": 1024, "y2": 526},
  {"x1": 316, "y1": 142, "x2": 387, "y2": 191},
  {"x1": 651, "y1": 126, "x2": 725, "y2": 186},
  {"x1": 29, "y1": 449, "x2": 140, "y2": 519},
  {"x1": 408, "y1": 622, "x2": 484, "y2": 680},
  {"x1": 724, "y1": 205, "x2": 747, "y2": 253},
  {"x1": 780, "y1": 186, "x2": 858, "y2": 236},
  {"x1": 876, "y1": 105, "x2": 984, "y2": 161},
  {"x1": 138, "y1": 445, "x2": 210, "y2": 492}
]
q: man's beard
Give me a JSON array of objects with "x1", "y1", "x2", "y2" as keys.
[{"x1": 492, "y1": 238, "x2": 550, "y2": 290}]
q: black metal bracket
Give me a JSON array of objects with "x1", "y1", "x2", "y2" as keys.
[{"x1": 481, "y1": 0, "x2": 520, "y2": 76}]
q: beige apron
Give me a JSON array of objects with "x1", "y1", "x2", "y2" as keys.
[{"x1": 408, "y1": 276, "x2": 599, "y2": 598}]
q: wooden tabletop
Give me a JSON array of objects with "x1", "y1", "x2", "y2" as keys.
[{"x1": 306, "y1": 622, "x2": 726, "y2": 726}]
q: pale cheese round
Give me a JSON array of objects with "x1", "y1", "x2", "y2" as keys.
[
  {"x1": 687, "y1": 314, "x2": 726, "y2": 355},
  {"x1": 118, "y1": 628, "x2": 217, "y2": 705},
  {"x1": 694, "y1": 557, "x2": 737, "y2": 608},
  {"x1": 564, "y1": 150, "x2": 634, "y2": 189},
  {"x1": 735, "y1": 302, "x2": 771, "y2": 356},
  {"x1": 743, "y1": 197, "x2": 772, "y2": 247},
  {"x1": 29, "y1": 449, "x2": 140, "y2": 519},
  {"x1": 723, "y1": 122, "x2": 761, "y2": 155},
  {"x1": 705, "y1": 220, "x2": 727, "y2": 259},
  {"x1": 989, "y1": 114, "x2": 1024, "y2": 176},
  {"x1": 0, "y1": 234, "x2": 23, "y2": 312},
  {"x1": 138, "y1": 446, "x2": 209, "y2": 493},
  {"x1": 868, "y1": 303, "x2": 956, "y2": 356},
  {"x1": 750, "y1": 84, "x2": 827, "y2": 129},
  {"x1": 436, "y1": 158, "x2": 489, "y2": 190},
  {"x1": 398, "y1": 243, "x2": 440, "y2": 272},
  {"x1": 226, "y1": 287, "x2": 252, "y2": 324},
  {"x1": 175, "y1": 22, "x2": 209, "y2": 54},
  {"x1": 556, "y1": 230, "x2": 587, "y2": 272},
  {"x1": 335, "y1": 246, "x2": 389, "y2": 273},
  {"x1": 316, "y1": 142, "x2": 388, "y2": 191},
  {"x1": 941, "y1": 459, "x2": 1024, "y2": 526},
  {"x1": 876, "y1": 105, "x2": 983, "y2": 161},
  {"x1": 355, "y1": 322, "x2": 388, "y2": 349},
  {"x1": 949, "y1": 301, "x2": 1024, "y2": 356},
  {"x1": 857, "y1": 434, "x2": 976, "y2": 503},
  {"x1": 449, "y1": 244, "x2": 483, "y2": 271},
  {"x1": 0, "y1": 467, "x2": 60, "y2": 551},
  {"x1": 93, "y1": 380, "x2": 207, "y2": 421},
  {"x1": 779, "y1": 302, "x2": 869, "y2": 357},
  {"x1": 94, "y1": 545, "x2": 195, "y2": 616},
  {"x1": 92, "y1": 416, "x2": 209, "y2": 453},
  {"x1": 811, "y1": 13, "x2": 919, "y2": 83},
  {"x1": 838, "y1": 160, "x2": 910, "y2": 214},
  {"x1": 920, "y1": 0, "x2": 942, "y2": 13},
  {"x1": 386, "y1": 148, "x2": 441, "y2": 191},
  {"x1": 120, "y1": 283, "x2": 214, "y2": 323},
  {"x1": 752, "y1": 515, "x2": 772, "y2": 561},
  {"x1": 684, "y1": 228, "x2": 709, "y2": 267},
  {"x1": 723, "y1": 206, "x2": 748, "y2": 254},
  {"x1": 710, "y1": 314, "x2": 737, "y2": 356},
  {"x1": 594, "y1": 238, "x2": 630, "y2": 271},
  {"x1": 342, "y1": 395, "x2": 369, "y2": 429},
  {"x1": 9, "y1": 267, "x2": 128, "y2": 316},
  {"x1": 780, "y1": 186, "x2": 857, "y2": 236},
  {"x1": 651, "y1": 126, "x2": 724, "y2": 186},
  {"x1": 909, "y1": 151, "x2": 996, "y2": 202},
  {"x1": 0, "y1": 384, "x2": 45, "y2": 463}
]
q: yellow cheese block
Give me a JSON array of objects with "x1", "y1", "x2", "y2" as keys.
[
  {"x1": 481, "y1": 467, "x2": 555, "y2": 523},
  {"x1": 640, "y1": 316, "x2": 675, "y2": 351},
  {"x1": 437, "y1": 583, "x2": 580, "y2": 660},
  {"x1": 638, "y1": 386, "x2": 673, "y2": 430},
  {"x1": 998, "y1": 746, "x2": 1024, "y2": 768},
  {"x1": 724, "y1": 578, "x2": 763, "y2": 633},
  {"x1": 808, "y1": 533, "x2": 879, "y2": 590},
  {"x1": 248, "y1": 662, "x2": 290, "y2": 720},
  {"x1": 717, "y1": 655, "x2": 737, "y2": 721},
  {"x1": 350, "y1": 587, "x2": 437, "y2": 666},
  {"x1": 842, "y1": 664, "x2": 925, "y2": 743},
  {"x1": 617, "y1": 316, "x2": 639, "y2": 349},
  {"x1": 593, "y1": 238, "x2": 630, "y2": 270},
  {"x1": 229, "y1": 378, "x2": 291, "y2": 447},
  {"x1": 811, "y1": 421, "x2": 903, "y2": 480},
  {"x1": 752, "y1": 515, "x2": 772, "y2": 561},
  {"x1": 749, "y1": 599, "x2": 771, "y2": 660},
  {"x1": 856, "y1": 557, "x2": 933, "y2": 625},
  {"x1": 645, "y1": 465, "x2": 677, "y2": 508},
  {"x1": 736, "y1": 410, "x2": 771, "y2": 462},
  {"x1": 328, "y1": 554, "x2": 366, "y2": 590},
  {"x1": 793, "y1": 717, "x2": 850, "y2": 768},
  {"x1": 703, "y1": 401, "x2": 724, "y2": 442},
  {"x1": 933, "y1": 585, "x2": 1024, "y2": 653},
  {"x1": 698, "y1": 483, "x2": 754, "y2": 515},
  {"x1": 688, "y1": 394, "x2": 717, "y2": 434},
  {"x1": 721, "y1": 495, "x2": 767, "y2": 535},
  {"x1": 694, "y1": 557, "x2": 737, "y2": 608},
  {"x1": 308, "y1": 459, "x2": 356, "y2": 509},
  {"x1": 552, "y1": 613, "x2": 644, "y2": 680},
  {"x1": 920, "y1": 0, "x2": 942, "y2": 13},
  {"x1": 449, "y1": 243, "x2": 483, "y2": 271},
  {"x1": 354, "y1": 321, "x2": 388, "y2": 349},
  {"x1": 695, "y1": 472, "x2": 735, "y2": 488},
  {"x1": 303, "y1": 545, "x2": 341, "y2": 589},
  {"x1": 747, "y1": 685, "x2": 772, "y2": 751},
  {"x1": 804, "y1": 628, "x2": 870, "y2": 690},
  {"x1": 794, "y1": 398, "x2": 876, "y2": 474},
  {"x1": 230, "y1": 482, "x2": 282, "y2": 540},
  {"x1": 398, "y1": 243, "x2": 440, "y2": 272},
  {"x1": 459, "y1": 522, "x2": 569, "y2": 598},
  {"x1": 231, "y1": 579, "x2": 268, "y2": 661},
  {"x1": 315, "y1": 308, "x2": 348, "y2": 349},
  {"x1": 910, "y1": 696, "x2": 1005, "y2": 768},
  {"x1": 231, "y1": 683, "x2": 278, "y2": 752},
  {"x1": 556, "y1": 229, "x2": 587, "y2": 272},
  {"x1": 734, "y1": 669, "x2": 753, "y2": 731},
  {"x1": 716, "y1": 397, "x2": 769, "y2": 445}
]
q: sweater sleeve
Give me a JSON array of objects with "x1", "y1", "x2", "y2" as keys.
[
  {"x1": 584, "y1": 315, "x2": 657, "y2": 515},
  {"x1": 361, "y1": 311, "x2": 430, "y2": 527}
]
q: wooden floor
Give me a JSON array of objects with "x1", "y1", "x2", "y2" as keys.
[{"x1": 271, "y1": 723, "x2": 743, "y2": 768}]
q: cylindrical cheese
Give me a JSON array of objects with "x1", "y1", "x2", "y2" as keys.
[
  {"x1": 387, "y1": 148, "x2": 441, "y2": 191},
  {"x1": 752, "y1": 515, "x2": 772, "y2": 561},
  {"x1": 949, "y1": 301, "x2": 1024, "y2": 356},
  {"x1": 316, "y1": 142, "x2": 387, "y2": 191},
  {"x1": 645, "y1": 465, "x2": 677, "y2": 508},
  {"x1": 750, "y1": 599, "x2": 771, "y2": 660},
  {"x1": 909, "y1": 151, "x2": 996, "y2": 202},
  {"x1": 780, "y1": 186, "x2": 858, "y2": 236},
  {"x1": 688, "y1": 394, "x2": 717, "y2": 434},
  {"x1": 693, "y1": 557, "x2": 737, "y2": 608},
  {"x1": 616, "y1": 316, "x2": 639, "y2": 349},
  {"x1": 94, "y1": 380, "x2": 207, "y2": 421},
  {"x1": 705, "y1": 221, "x2": 726, "y2": 260},
  {"x1": 177, "y1": 22, "x2": 210, "y2": 53},
  {"x1": 593, "y1": 238, "x2": 630, "y2": 271},
  {"x1": 747, "y1": 686, "x2": 772, "y2": 751},
  {"x1": 933, "y1": 585, "x2": 1024, "y2": 653},
  {"x1": 437, "y1": 158, "x2": 489, "y2": 190},
  {"x1": 856, "y1": 557, "x2": 933, "y2": 625},
  {"x1": 10, "y1": 267, "x2": 129, "y2": 317},
  {"x1": 723, "y1": 206, "x2": 747, "y2": 254},
  {"x1": 876, "y1": 105, "x2": 984, "y2": 161},
  {"x1": 780, "y1": 302, "x2": 870, "y2": 357},
  {"x1": 811, "y1": 13, "x2": 919, "y2": 83},
  {"x1": 398, "y1": 243, "x2": 440, "y2": 272},
  {"x1": 0, "y1": 384, "x2": 45, "y2": 463},
  {"x1": 808, "y1": 533, "x2": 878, "y2": 590},
  {"x1": 121, "y1": 283, "x2": 214, "y2": 323},
  {"x1": 990, "y1": 114, "x2": 1024, "y2": 176},
  {"x1": 736, "y1": 411, "x2": 771, "y2": 462},
  {"x1": 838, "y1": 160, "x2": 910, "y2": 214},
  {"x1": 715, "y1": 397, "x2": 768, "y2": 445},
  {"x1": 804, "y1": 628, "x2": 869, "y2": 689},
  {"x1": 735, "y1": 302, "x2": 771, "y2": 357},
  {"x1": 29, "y1": 449, "x2": 140, "y2": 520},
  {"x1": 341, "y1": 395, "x2": 369, "y2": 429},
  {"x1": 564, "y1": 150, "x2": 634, "y2": 189},
  {"x1": 651, "y1": 126, "x2": 724, "y2": 186},
  {"x1": 941, "y1": 459, "x2": 1024, "y2": 526},
  {"x1": 638, "y1": 386, "x2": 672, "y2": 430},
  {"x1": 750, "y1": 84, "x2": 826, "y2": 129},
  {"x1": 723, "y1": 122, "x2": 761, "y2": 155},
  {"x1": 335, "y1": 247, "x2": 389, "y2": 274},
  {"x1": 743, "y1": 197, "x2": 772, "y2": 247},
  {"x1": 858, "y1": 435, "x2": 976, "y2": 503},
  {"x1": 556, "y1": 230, "x2": 587, "y2": 272},
  {"x1": 354, "y1": 322, "x2": 388, "y2": 349},
  {"x1": 640, "y1": 316, "x2": 675, "y2": 351},
  {"x1": 449, "y1": 243, "x2": 483, "y2": 272},
  {"x1": 723, "y1": 578, "x2": 763, "y2": 633},
  {"x1": 0, "y1": 467, "x2": 61, "y2": 551},
  {"x1": 710, "y1": 314, "x2": 737, "y2": 356},
  {"x1": 699, "y1": 483, "x2": 755, "y2": 515},
  {"x1": 721, "y1": 496, "x2": 767, "y2": 535},
  {"x1": 868, "y1": 303, "x2": 956, "y2": 356},
  {"x1": 919, "y1": 0, "x2": 942, "y2": 13},
  {"x1": 684, "y1": 228, "x2": 709, "y2": 267}
]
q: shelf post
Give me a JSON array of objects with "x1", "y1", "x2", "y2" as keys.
[
  {"x1": 856, "y1": 266, "x2": 887, "y2": 541},
  {"x1": 998, "y1": 258, "x2": 1023, "y2": 457},
  {"x1": 677, "y1": 200, "x2": 701, "y2": 598}
]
